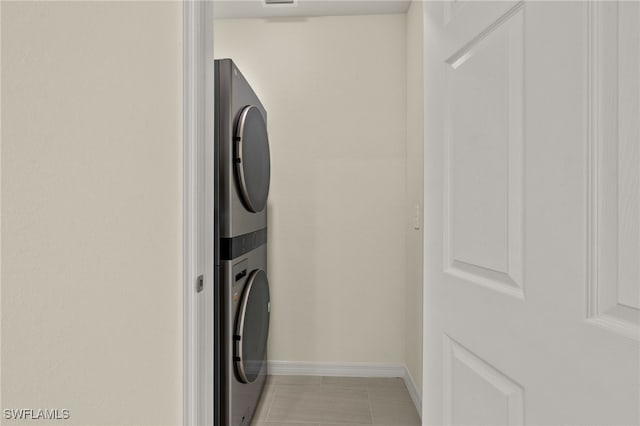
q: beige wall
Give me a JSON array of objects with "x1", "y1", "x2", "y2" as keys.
[
  {"x1": 1, "y1": 2, "x2": 183, "y2": 425},
  {"x1": 404, "y1": 0, "x2": 424, "y2": 394},
  {"x1": 214, "y1": 14, "x2": 408, "y2": 364}
]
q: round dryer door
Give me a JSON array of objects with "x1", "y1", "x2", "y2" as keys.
[
  {"x1": 234, "y1": 269, "x2": 270, "y2": 384},
  {"x1": 234, "y1": 105, "x2": 271, "y2": 213}
]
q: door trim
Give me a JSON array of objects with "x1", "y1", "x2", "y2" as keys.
[{"x1": 184, "y1": 1, "x2": 214, "y2": 425}]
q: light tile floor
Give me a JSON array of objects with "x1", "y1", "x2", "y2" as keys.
[{"x1": 251, "y1": 376, "x2": 421, "y2": 426}]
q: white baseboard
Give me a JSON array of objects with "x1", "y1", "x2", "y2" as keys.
[
  {"x1": 267, "y1": 361, "x2": 422, "y2": 417},
  {"x1": 268, "y1": 360, "x2": 405, "y2": 377},
  {"x1": 402, "y1": 367, "x2": 422, "y2": 418}
]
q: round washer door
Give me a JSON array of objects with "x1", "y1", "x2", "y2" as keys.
[
  {"x1": 234, "y1": 105, "x2": 271, "y2": 213},
  {"x1": 234, "y1": 269, "x2": 270, "y2": 383}
]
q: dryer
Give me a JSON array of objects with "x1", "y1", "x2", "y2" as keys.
[{"x1": 215, "y1": 58, "x2": 270, "y2": 240}]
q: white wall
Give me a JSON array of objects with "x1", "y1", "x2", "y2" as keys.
[
  {"x1": 404, "y1": 0, "x2": 424, "y2": 393},
  {"x1": 214, "y1": 14, "x2": 408, "y2": 364},
  {"x1": 1, "y1": 2, "x2": 183, "y2": 425}
]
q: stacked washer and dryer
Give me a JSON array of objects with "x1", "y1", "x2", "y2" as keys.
[{"x1": 214, "y1": 59, "x2": 271, "y2": 426}]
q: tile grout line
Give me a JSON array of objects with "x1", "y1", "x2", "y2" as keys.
[
  {"x1": 263, "y1": 382, "x2": 278, "y2": 422},
  {"x1": 366, "y1": 388, "x2": 376, "y2": 425}
]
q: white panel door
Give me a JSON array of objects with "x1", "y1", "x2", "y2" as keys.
[{"x1": 423, "y1": 1, "x2": 640, "y2": 425}]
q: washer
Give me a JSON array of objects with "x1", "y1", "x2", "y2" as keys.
[
  {"x1": 215, "y1": 58, "x2": 270, "y2": 239},
  {"x1": 220, "y1": 244, "x2": 270, "y2": 426}
]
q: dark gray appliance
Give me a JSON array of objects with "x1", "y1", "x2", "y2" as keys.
[
  {"x1": 216, "y1": 59, "x2": 270, "y2": 237},
  {"x1": 214, "y1": 58, "x2": 271, "y2": 426}
]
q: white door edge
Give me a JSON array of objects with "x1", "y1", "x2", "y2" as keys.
[
  {"x1": 184, "y1": 1, "x2": 215, "y2": 425},
  {"x1": 421, "y1": 1, "x2": 429, "y2": 423}
]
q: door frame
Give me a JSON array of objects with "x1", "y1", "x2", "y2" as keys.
[{"x1": 184, "y1": 1, "x2": 215, "y2": 425}]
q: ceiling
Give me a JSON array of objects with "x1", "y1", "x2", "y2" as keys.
[{"x1": 213, "y1": 0, "x2": 412, "y2": 19}]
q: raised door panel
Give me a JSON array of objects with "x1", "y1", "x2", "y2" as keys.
[
  {"x1": 444, "y1": 3, "x2": 524, "y2": 299},
  {"x1": 444, "y1": 336, "x2": 524, "y2": 426},
  {"x1": 616, "y1": 3, "x2": 640, "y2": 311},
  {"x1": 588, "y1": 0, "x2": 640, "y2": 340}
]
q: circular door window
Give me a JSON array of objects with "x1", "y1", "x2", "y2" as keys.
[
  {"x1": 235, "y1": 269, "x2": 270, "y2": 383},
  {"x1": 234, "y1": 106, "x2": 271, "y2": 213}
]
